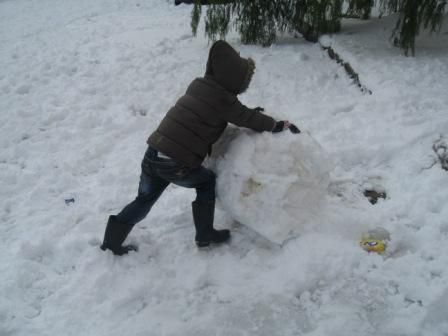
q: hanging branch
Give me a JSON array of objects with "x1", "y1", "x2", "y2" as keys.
[{"x1": 188, "y1": 0, "x2": 446, "y2": 55}]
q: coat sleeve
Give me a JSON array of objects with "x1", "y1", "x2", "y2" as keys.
[{"x1": 222, "y1": 96, "x2": 276, "y2": 132}]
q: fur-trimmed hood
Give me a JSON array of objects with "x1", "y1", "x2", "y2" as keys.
[
  {"x1": 205, "y1": 40, "x2": 255, "y2": 95},
  {"x1": 147, "y1": 40, "x2": 275, "y2": 169}
]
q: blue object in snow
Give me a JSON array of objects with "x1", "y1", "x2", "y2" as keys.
[{"x1": 65, "y1": 198, "x2": 75, "y2": 205}]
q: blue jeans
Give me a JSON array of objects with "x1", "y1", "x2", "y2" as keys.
[{"x1": 116, "y1": 147, "x2": 216, "y2": 227}]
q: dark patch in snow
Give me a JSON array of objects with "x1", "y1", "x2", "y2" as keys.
[
  {"x1": 363, "y1": 189, "x2": 387, "y2": 204},
  {"x1": 129, "y1": 104, "x2": 148, "y2": 116},
  {"x1": 404, "y1": 297, "x2": 423, "y2": 307},
  {"x1": 433, "y1": 137, "x2": 448, "y2": 171}
]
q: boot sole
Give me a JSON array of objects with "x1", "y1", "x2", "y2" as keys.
[
  {"x1": 196, "y1": 241, "x2": 211, "y2": 248},
  {"x1": 195, "y1": 238, "x2": 230, "y2": 248},
  {"x1": 100, "y1": 244, "x2": 138, "y2": 255}
]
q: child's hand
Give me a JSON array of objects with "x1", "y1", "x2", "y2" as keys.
[
  {"x1": 284, "y1": 121, "x2": 301, "y2": 134},
  {"x1": 289, "y1": 123, "x2": 301, "y2": 134},
  {"x1": 272, "y1": 121, "x2": 287, "y2": 133},
  {"x1": 272, "y1": 121, "x2": 301, "y2": 134}
]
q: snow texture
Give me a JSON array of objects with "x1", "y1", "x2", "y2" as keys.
[
  {"x1": 210, "y1": 128, "x2": 331, "y2": 244},
  {"x1": 1, "y1": 1, "x2": 448, "y2": 336}
]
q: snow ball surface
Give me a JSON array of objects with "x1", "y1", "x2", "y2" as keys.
[{"x1": 210, "y1": 127, "x2": 331, "y2": 244}]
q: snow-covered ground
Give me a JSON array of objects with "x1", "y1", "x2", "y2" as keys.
[{"x1": 1, "y1": 1, "x2": 448, "y2": 335}]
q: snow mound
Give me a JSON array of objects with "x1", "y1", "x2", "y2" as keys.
[{"x1": 209, "y1": 127, "x2": 331, "y2": 244}]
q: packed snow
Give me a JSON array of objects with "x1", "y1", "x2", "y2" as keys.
[
  {"x1": 210, "y1": 128, "x2": 331, "y2": 244},
  {"x1": 1, "y1": 1, "x2": 448, "y2": 335}
]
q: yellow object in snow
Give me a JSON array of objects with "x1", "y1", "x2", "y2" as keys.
[{"x1": 359, "y1": 238, "x2": 386, "y2": 254}]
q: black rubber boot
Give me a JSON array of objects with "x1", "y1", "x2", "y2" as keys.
[
  {"x1": 192, "y1": 200, "x2": 230, "y2": 248},
  {"x1": 100, "y1": 215, "x2": 138, "y2": 256}
]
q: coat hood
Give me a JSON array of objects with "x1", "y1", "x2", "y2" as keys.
[{"x1": 205, "y1": 40, "x2": 255, "y2": 95}]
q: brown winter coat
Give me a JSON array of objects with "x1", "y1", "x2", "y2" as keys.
[{"x1": 147, "y1": 40, "x2": 276, "y2": 168}]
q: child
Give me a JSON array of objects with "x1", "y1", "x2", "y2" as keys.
[{"x1": 101, "y1": 40, "x2": 298, "y2": 255}]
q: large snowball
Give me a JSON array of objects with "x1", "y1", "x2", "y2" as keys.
[{"x1": 208, "y1": 127, "x2": 331, "y2": 244}]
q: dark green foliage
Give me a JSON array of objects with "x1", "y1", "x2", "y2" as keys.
[
  {"x1": 236, "y1": 1, "x2": 278, "y2": 45},
  {"x1": 205, "y1": 3, "x2": 232, "y2": 41},
  {"x1": 191, "y1": 0, "x2": 202, "y2": 36},
  {"x1": 192, "y1": 0, "x2": 347, "y2": 44},
  {"x1": 191, "y1": 0, "x2": 446, "y2": 55},
  {"x1": 289, "y1": 0, "x2": 343, "y2": 41},
  {"x1": 380, "y1": 0, "x2": 447, "y2": 56},
  {"x1": 346, "y1": 0, "x2": 374, "y2": 19}
]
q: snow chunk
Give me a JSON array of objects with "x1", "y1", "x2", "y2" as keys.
[
  {"x1": 319, "y1": 35, "x2": 333, "y2": 48},
  {"x1": 209, "y1": 128, "x2": 331, "y2": 244}
]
